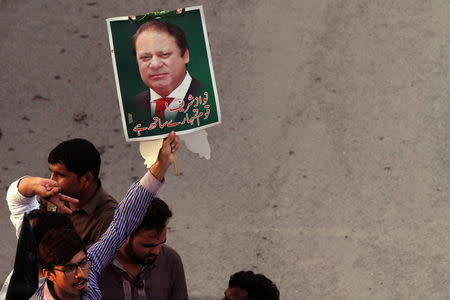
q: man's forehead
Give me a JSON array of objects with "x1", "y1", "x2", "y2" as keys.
[
  {"x1": 226, "y1": 287, "x2": 248, "y2": 299},
  {"x1": 66, "y1": 251, "x2": 87, "y2": 265},
  {"x1": 135, "y1": 227, "x2": 167, "y2": 240},
  {"x1": 49, "y1": 162, "x2": 68, "y2": 172}
]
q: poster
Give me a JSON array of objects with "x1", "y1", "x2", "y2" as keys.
[{"x1": 107, "y1": 6, "x2": 221, "y2": 141}]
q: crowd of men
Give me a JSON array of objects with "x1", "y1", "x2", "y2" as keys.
[
  {"x1": 2, "y1": 19, "x2": 279, "y2": 300},
  {"x1": 2, "y1": 134, "x2": 279, "y2": 300}
]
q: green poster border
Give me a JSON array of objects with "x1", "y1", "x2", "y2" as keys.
[{"x1": 107, "y1": 6, "x2": 221, "y2": 141}]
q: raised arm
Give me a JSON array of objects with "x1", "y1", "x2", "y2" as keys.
[
  {"x1": 87, "y1": 132, "x2": 179, "y2": 290},
  {"x1": 7, "y1": 177, "x2": 40, "y2": 236},
  {"x1": 7, "y1": 176, "x2": 79, "y2": 237}
]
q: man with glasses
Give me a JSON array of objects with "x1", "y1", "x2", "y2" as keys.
[
  {"x1": 37, "y1": 229, "x2": 91, "y2": 299},
  {"x1": 30, "y1": 131, "x2": 179, "y2": 300},
  {"x1": 3, "y1": 211, "x2": 74, "y2": 299}
]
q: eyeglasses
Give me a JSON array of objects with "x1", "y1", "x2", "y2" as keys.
[{"x1": 53, "y1": 257, "x2": 90, "y2": 278}]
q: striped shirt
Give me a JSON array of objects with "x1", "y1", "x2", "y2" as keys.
[{"x1": 30, "y1": 171, "x2": 162, "y2": 300}]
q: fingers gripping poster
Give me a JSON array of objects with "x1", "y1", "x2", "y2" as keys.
[{"x1": 107, "y1": 6, "x2": 221, "y2": 141}]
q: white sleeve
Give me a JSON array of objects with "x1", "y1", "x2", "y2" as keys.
[
  {"x1": 6, "y1": 177, "x2": 40, "y2": 238},
  {"x1": 0, "y1": 270, "x2": 13, "y2": 300}
]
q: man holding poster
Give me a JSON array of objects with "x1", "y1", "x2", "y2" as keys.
[{"x1": 129, "y1": 20, "x2": 204, "y2": 124}]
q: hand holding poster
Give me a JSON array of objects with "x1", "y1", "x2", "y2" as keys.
[{"x1": 107, "y1": 6, "x2": 221, "y2": 141}]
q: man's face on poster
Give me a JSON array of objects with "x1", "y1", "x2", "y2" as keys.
[{"x1": 135, "y1": 29, "x2": 190, "y2": 97}]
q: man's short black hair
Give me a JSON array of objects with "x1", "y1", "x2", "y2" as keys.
[
  {"x1": 48, "y1": 138, "x2": 101, "y2": 185},
  {"x1": 28, "y1": 210, "x2": 74, "y2": 246},
  {"x1": 229, "y1": 271, "x2": 280, "y2": 300},
  {"x1": 37, "y1": 228, "x2": 86, "y2": 271},
  {"x1": 131, "y1": 20, "x2": 189, "y2": 57},
  {"x1": 132, "y1": 197, "x2": 172, "y2": 237}
]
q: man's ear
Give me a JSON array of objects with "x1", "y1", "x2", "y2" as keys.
[
  {"x1": 125, "y1": 234, "x2": 132, "y2": 246},
  {"x1": 80, "y1": 171, "x2": 94, "y2": 188},
  {"x1": 43, "y1": 268, "x2": 56, "y2": 282},
  {"x1": 183, "y1": 48, "x2": 190, "y2": 65}
]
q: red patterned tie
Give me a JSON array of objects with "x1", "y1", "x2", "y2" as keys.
[{"x1": 155, "y1": 97, "x2": 174, "y2": 122}]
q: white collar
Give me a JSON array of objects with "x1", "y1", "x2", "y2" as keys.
[
  {"x1": 42, "y1": 281, "x2": 57, "y2": 300},
  {"x1": 150, "y1": 72, "x2": 192, "y2": 101}
]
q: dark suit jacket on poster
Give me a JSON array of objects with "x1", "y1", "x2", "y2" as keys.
[{"x1": 127, "y1": 77, "x2": 204, "y2": 126}]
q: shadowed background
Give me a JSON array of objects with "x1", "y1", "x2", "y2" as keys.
[{"x1": 0, "y1": 1, "x2": 449, "y2": 299}]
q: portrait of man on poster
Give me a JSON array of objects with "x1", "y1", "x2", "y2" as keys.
[
  {"x1": 128, "y1": 20, "x2": 204, "y2": 124},
  {"x1": 107, "y1": 6, "x2": 221, "y2": 140}
]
